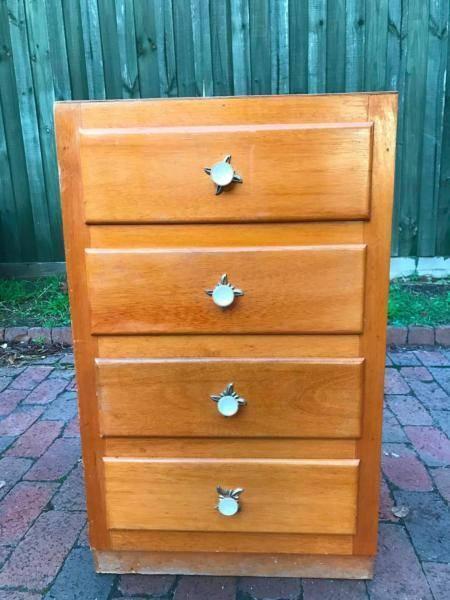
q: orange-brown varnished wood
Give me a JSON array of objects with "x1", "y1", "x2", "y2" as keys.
[
  {"x1": 86, "y1": 245, "x2": 366, "y2": 334},
  {"x1": 109, "y1": 530, "x2": 353, "y2": 555},
  {"x1": 54, "y1": 104, "x2": 109, "y2": 548},
  {"x1": 81, "y1": 123, "x2": 372, "y2": 223},
  {"x1": 103, "y1": 458, "x2": 359, "y2": 535},
  {"x1": 103, "y1": 438, "x2": 357, "y2": 460},
  {"x1": 90, "y1": 222, "x2": 365, "y2": 248},
  {"x1": 94, "y1": 550, "x2": 374, "y2": 578},
  {"x1": 97, "y1": 358, "x2": 363, "y2": 438},
  {"x1": 354, "y1": 94, "x2": 398, "y2": 555},
  {"x1": 97, "y1": 334, "x2": 361, "y2": 359}
]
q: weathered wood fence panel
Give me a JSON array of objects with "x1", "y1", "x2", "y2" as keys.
[{"x1": 0, "y1": 0, "x2": 449, "y2": 264}]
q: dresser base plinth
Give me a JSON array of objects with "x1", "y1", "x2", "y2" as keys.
[{"x1": 94, "y1": 550, "x2": 374, "y2": 579}]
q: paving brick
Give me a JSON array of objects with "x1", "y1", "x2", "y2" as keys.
[
  {"x1": 24, "y1": 438, "x2": 81, "y2": 481},
  {"x1": 436, "y1": 326, "x2": 450, "y2": 347},
  {"x1": 399, "y1": 366, "x2": 433, "y2": 382},
  {"x1": 59, "y1": 353, "x2": 75, "y2": 366},
  {"x1": 0, "y1": 366, "x2": 25, "y2": 378},
  {"x1": 52, "y1": 326, "x2": 73, "y2": 346},
  {"x1": 52, "y1": 463, "x2": 85, "y2": 511},
  {"x1": 0, "y1": 388, "x2": 28, "y2": 416},
  {"x1": 76, "y1": 522, "x2": 89, "y2": 547},
  {"x1": 408, "y1": 380, "x2": 450, "y2": 411},
  {"x1": 0, "y1": 436, "x2": 15, "y2": 454},
  {"x1": 408, "y1": 325, "x2": 435, "y2": 345},
  {"x1": 0, "y1": 407, "x2": 44, "y2": 436},
  {"x1": 367, "y1": 523, "x2": 432, "y2": 600},
  {"x1": 0, "y1": 546, "x2": 11, "y2": 568},
  {"x1": 174, "y1": 576, "x2": 236, "y2": 599},
  {"x1": 430, "y1": 367, "x2": 450, "y2": 394},
  {"x1": 386, "y1": 395, "x2": 432, "y2": 426},
  {"x1": 0, "y1": 510, "x2": 85, "y2": 590},
  {"x1": 34, "y1": 355, "x2": 63, "y2": 365},
  {"x1": 4, "y1": 327, "x2": 29, "y2": 344},
  {"x1": 49, "y1": 368, "x2": 75, "y2": 380},
  {"x1": 303, "y1": 579, "x2": 367, "y2": 599},
  {"x1": 423, "y1": 562, "x2": 450, "y2": 600},
  {"x1": 0, "y1": 377, "x2": 11, "y2": 392},
  {"x1": 382, "y1": 408, "x2": 407, "y2": 443},
  {"x1": 66, "y1": 377, "x2": 77, "y2": 392},
  {"x1": 384, "y1": 369, "x2": 410, "y2": 394},
  {"x1": 431, "y1": 410, "x2": 450, "y2": 437},
  {"x1": 63, "y1": 415, "x2": 80, "y2": 438},
  {"x1": 386, "y1": 326, "x2": 407, "y2": 346},
  {"x1": 431, "y1": 467, "x2": 450, "y2": 502},
  {"x1": 119, "y1": 573, "x2": 176, "y2": 596},
  {"x1": 5, "y1": 420, "x2": 63, "y2": 458},
  {"x1": 393, "y1": 490, "x2": 450, "y2": 562},
  {"x1": 389, "y1": 350, "x2": 420, "y2": 366},
  {"x1": 405, "y1": 426, "x2": 450, "y2": 466},
  {"x1": 28, "y1": 327, "x2": 52, "y2": 344},
  {"x1": 379, "y1": 477, "x2": 398, "y2": 522},
  {"x1": 0, "y1": 457, "x2": 32, "y2": 499},
  {"x1": 23, "y1": 377, "x2": 69, "y2": 405},
  {"x1": 0, "y1": 592, "x2": 42, "y2": 600},
  {"x1": 239, "y1": 577, "x2": 301, "y2": 599},
  {"x1": 0, "y1": 481, "x2": 57, "y2": 545},
  {"x1": 414, "y1": 350, "x2": 450, "y2": 367},
  {"x1": 382, "y1": 443, "x2": 432, "y2": 491},
  {"x1": 10, "y1": 366, "x2": 53, "y2": 390},
  {"x1": 43, "y1": 392, "x2": 78, "y2": 423},
  {"x1": 385, "y1": 354, "x2": 392, "y2": 366},
  {"x1": 44, "y1": 547, "x2": 114, "y2": 600}
]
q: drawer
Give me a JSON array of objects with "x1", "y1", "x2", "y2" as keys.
[
  {"x1": 80, "y1": 122, "x2": 372, "y2": 223},
  {"x1": 97, "y1": 358, "x2": 364, "y2": 438},
  {"x1": 103, "y1": 458, "x2": 359, "y2": 535},
  {"x1": 86, "y1": 245, "x2": 366, "y2": 334}
]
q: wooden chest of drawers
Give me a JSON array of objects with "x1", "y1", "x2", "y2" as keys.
[{"x1": 55, "y1": 93, "x2": 397, "y2": 579}]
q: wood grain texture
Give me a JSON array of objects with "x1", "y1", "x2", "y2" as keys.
[
  {"x1": 354, "y1": 94, "x2": 398, "y2": 554},
  {"x1": 94, "y1": 549, "x2": 374, "y2": 578},
  {"x1": 97, "y1": 334, "x2": 361, "y2": 359},
  {"x1": 103, "y1": 458, "x2": 359, "y2": 535},
  {"x1": 80, "y1": 122, "x2": 372, "y2": 223},
  {"x1": 86, "y1": 245, "x2": 366, "y2": 334},
  {"x1": 97, "y1": 358, "x2": 363, "y2": 438}
]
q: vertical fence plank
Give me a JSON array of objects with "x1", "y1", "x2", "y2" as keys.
[
  {"x1": 79, "y1": 0, "x2": 105, "y2": 99},
  {"x1": 327, "y1": 0, "x2": 346, "y2": 92},
  {"x1": 25, "y1": 0, "x2": 64, "y2": 259},
  {"x1": 172, "y1": 0, "x2": 197, "y2": 96},
  {"x1": 62, "y1": 0, "x2": 89, "y2": 99},
  {"x1": 398, "y1": 0, "x2": 430, "y2": 256},
  {"x1": 154, "y1": 0, "x2": 178, "y2": 97},
  {"x1": 191, "y1": 0, "x2": 213, "y2": 96},
  {"x1": 364, "y1": 0, "x2": 389, "y2": 91},
  {"x1": 230, "y1": 0, "x2": 251, "y2": 95},
  {"x1": 115, "y1": 0, "x2": 140, "y2": 98},
  {"x1": 45, "y1": 0, "x2": 71, "y2": 100},
  {"x1": 0, "y1": 0, "x2": 35, "y2": 261},
  {"x1": 133, "y1": 0, "x2": 159, "y2": 98},
  {"x1": 210, "y1": 0, "x2": 233, "y2": 96},
  {"x1": 249, "y1": 0, "x2": 270, "y2": 94},
  {"x1": 7, "y1": 0, "x2": 53, "y2": 260},
  {"x1": 345, "y1": 0, "x2": 366, "y2": 92},
  {"x1": 97, "y1": 0, "x2": 122, "y2": 98},
  {"x1": 289, "y1": 0, "x2": 308, "y2": 93},
  {"x1": 308, "y1": 0, "x2": 327, "y2": 93},
  {"x1": 270, "y1": 0, "x2": 289, "y2": 94}
]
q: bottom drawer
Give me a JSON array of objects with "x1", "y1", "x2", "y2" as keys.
[{"x1": 103, "y1": 458, "x2": 359, "y2": 535}]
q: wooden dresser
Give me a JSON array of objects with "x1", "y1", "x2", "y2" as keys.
[{"x1": 55, "y1": 93, "x2": 397, "y2": 579}]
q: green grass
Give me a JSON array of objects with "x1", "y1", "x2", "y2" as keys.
[
  {"x1": 0, "y1": 277, "x2": 70, "y2": 328},
  {"x1": 388, "y1": 279, "x2": 450, "y2": 326},
  {"x1": 0, "y1": 276, "x2": 449, "y2": 329}
]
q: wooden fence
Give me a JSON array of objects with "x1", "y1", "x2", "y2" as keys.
[{"x1": 0, "y1": 0, "x2": 449, "y2": 267}]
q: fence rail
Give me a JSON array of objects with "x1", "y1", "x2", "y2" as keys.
[{"x1": 0, "y1": 0, "x2": 449, "y2": 265}]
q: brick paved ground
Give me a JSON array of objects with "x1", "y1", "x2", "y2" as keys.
[{"x1": 0, "y1": 348, "x2": 449, "y2": 599}]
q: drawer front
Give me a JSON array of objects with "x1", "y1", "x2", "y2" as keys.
[
  {"x1": 103, "y1": 458, "x2": 359, "y2": 535},
  {"x1": 97, "y1": 358, "x2": 363, "y2": 438},
  {"x1": 86, "y1": 245, "x2": 366, "y2": 334},
  {"x1": 80, "y1": 123, "x2": 372, "y2": 224}
]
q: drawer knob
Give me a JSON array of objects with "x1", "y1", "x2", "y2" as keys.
[
  {"x1": 204, "y1": 155, "x2": 243, "y2": 195},
  {"x1": 216, "y1": 486, "x2": 244, "y2": 516},
  {"x1": 211, "y1": 383, "x2": 246, "y2": 417},
  {"x1": 206, "y1": 274, "x2": 244, "y2": 308}
]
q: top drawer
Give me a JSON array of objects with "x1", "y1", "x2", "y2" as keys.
[{"x1": 80, "y1": 121, "x2": 372, "y2": 224}]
